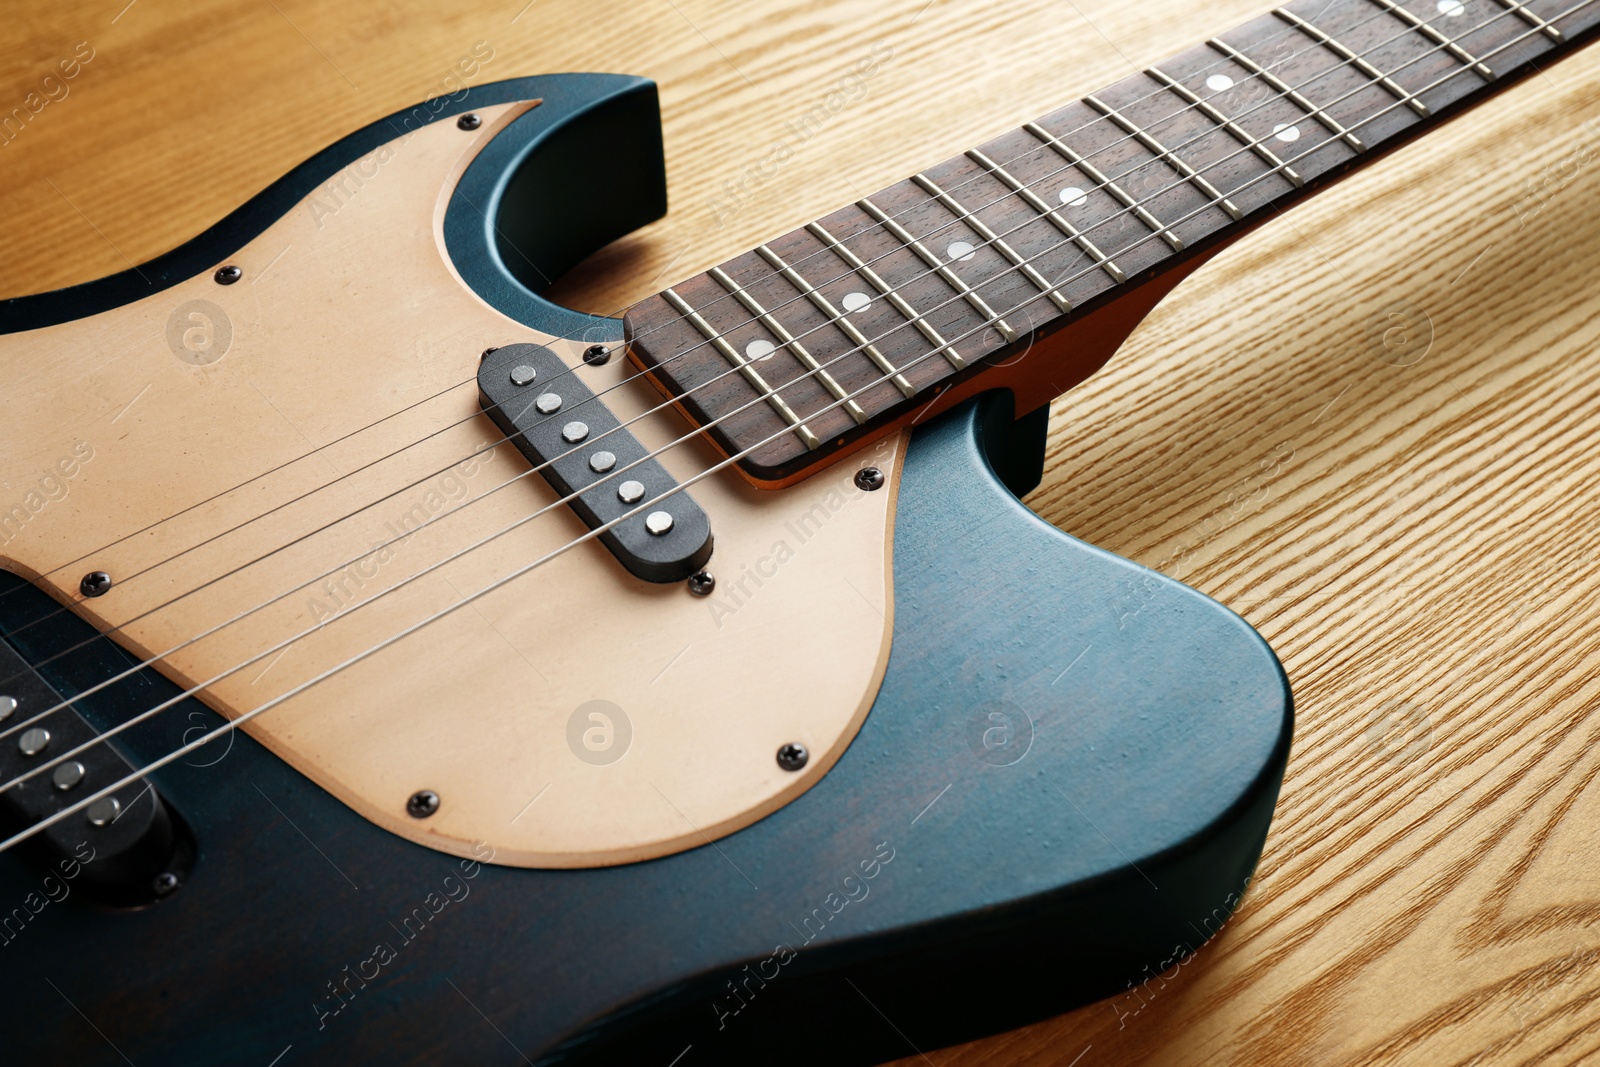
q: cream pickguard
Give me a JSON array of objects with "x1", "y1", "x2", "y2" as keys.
[{"x1": 0, "y1": 101, "x2": 903, "y2": 867}]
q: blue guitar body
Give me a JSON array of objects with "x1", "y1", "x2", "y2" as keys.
[{"x1": 0, "y1": 74, "x2": 1291, "y2": 1065}]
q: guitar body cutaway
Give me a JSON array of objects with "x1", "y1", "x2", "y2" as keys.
[{"x1": 0, "y1": 73, "x2": 1291, "y2": 1064}]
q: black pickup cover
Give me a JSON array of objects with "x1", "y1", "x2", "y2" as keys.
[
  {"x1": 0, "y1": 634, "x2": 190, "y2": 905},
  {"x1": 478, "y1": 343, "x2": 713, "y2": 583}
]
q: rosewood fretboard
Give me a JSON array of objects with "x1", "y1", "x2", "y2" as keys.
[{"x1": 624, "y1": 0, "x2": 1598, "y2": 485}]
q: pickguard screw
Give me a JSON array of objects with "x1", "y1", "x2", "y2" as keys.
[
  {"x1": 151, "y1": 871, "x2": 181, "y2": 896},
  {"x1": 214, "y1": 265, "x2": 242, "y2": 285},
  {"x1": 687, "y1": 570, "x2": 715, "y2": 597},
  {"x1": 854, "y1": 467, "x2": 885, "y2": 492},
  {"x1": 583, "y1": 344, "x2": 612, "y2": 366},
  {"x1": 457, "y1": 113, "x2": 481, "y2": 131},
  {"x1": 80, "y1": 571, "x2": 112, "y2": 597},
  {"x1": 776, "y1": 743, "x2": 809, "y2": 772},
  {"x1": 406, "y1": 790, "x2": 440, "y2": 818}
]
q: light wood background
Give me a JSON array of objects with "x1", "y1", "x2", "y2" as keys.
[{"x1": 4, "y1": 1, "x2": 1598, "y2": 1064}]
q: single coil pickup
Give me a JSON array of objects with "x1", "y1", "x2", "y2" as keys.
[
  {"x1": 478, "y1": 343, "x2": 713, "y2": 583},
  {"x1": 0, "y1": 632, "x2": 193, "y2": 907}
]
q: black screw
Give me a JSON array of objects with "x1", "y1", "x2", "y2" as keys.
[
  {"x1": 776, "y1": 743, "x2": 809, "y2": 772},
  {"x1": 854, "y1": 467, "x2": 885, "y2": 492},
  {"x1": 457, "y1": 113, "x2": 482, "y2": 131},
  {"x1": 80, "y1": 571, "x2": 112, "y2": 598},
  {"x1": 214, "y1": 265, "x2": 242, "y2": 285},
  {"x1": 481, "y1": 346, "x2": 499, "y2": 361},
  {"x1": 583, "y1": 344, "x2": 612, "y2": 367},
  {"x1": 406, "y1": 790, "x2": 440, "y2": 818},
  {"x1": 151, "y1": 871, "x2": 181, "y2": 896},
  {"x1": 687, "y1": 570, "x2": 715, "y2": 597}
]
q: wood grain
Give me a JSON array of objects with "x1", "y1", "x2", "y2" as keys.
[{"x1": 1, "y1": 0, "x2": 1597, "y2": 1063}]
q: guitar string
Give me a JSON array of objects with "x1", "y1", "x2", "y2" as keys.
[
  {"x1": 0, "y1": 2, "x2": 1584, "y2": 850},
  {"x1": 0, "y1": 0, "x2": 1462, "y2": 686},
  {"x1": 0, "y1": 0, "x2": 1416, "y2": 608},
  {"x1": 0, "y1": 0, "x2": 1561, "y2": 755},
  {"x1": 0, "y1": 0, "x2": 1337, "y2": 601},
  {"x1": 0, "y1": 0, "x2": 1579, "y2": 796},
  {"x1": 566, "y1": 0, "x2": 1472, "y2": 352},
  {"x1": 0, "y1": 378, "x2": 480, "y2": 598},
  {"x1": 0, "y1": 0, "x2": 1561, "y2": 729},
  {"x1": 0, "y1": 0, "x2": 1465, "y2": 590},
  {"x1": 0, "y1": 0, "x2": 1539, "y2": 737}
]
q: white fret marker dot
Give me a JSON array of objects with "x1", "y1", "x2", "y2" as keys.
[
  {"x1": 1273, "y1": 122, "x2": 1301, "y2": 143},
  {"x1": 1058, "y1": 186, "x2": 1088, "y2": 208},
  {"x1": 842, "y1": 291, "x2": 872, "y2": 313},
  {"x1": 1437, "y1": 0, "x2": 1464, "y2": 15},
  {"x1": 745, "y1": 339, "x2": 776, "y2": 361},
  {"x1": 1205, "y1": 74, "x2": 1234, "y2": 91},
  {"x1": 946, "y1": 241, "x2": 976, "y2": 262}
]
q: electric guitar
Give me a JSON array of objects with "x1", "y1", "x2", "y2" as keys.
[{"x1": 0, "y1": 0, "x2": 1592, "y2": 1062}]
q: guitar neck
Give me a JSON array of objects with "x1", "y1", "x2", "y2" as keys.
[{"x1": 625, "y1": 0, "x2": 1599, "y2": 485}]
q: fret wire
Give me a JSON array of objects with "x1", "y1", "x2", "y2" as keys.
[
  {"x1": 736, "y1": 2, "x2": 1579, "y2": 440},
  {"x1": 912, "y1": 172, "x2": 1072, "y2": 312},
  {"x1": 645, "y1": 3, "x2": 1590, "y2": 482},
  {"x1": 634, "y1": 3, "x2": 1460, "y2": 363},
  {"x1": 1207, "y1": 36, "x2": 1368, "y2": 151},
  {"x1": 0, "y1": 0, "x2": 1472, "y2": 710},
  {"x1": 966, "y1": 148, "x2": 1129, "y2": 284},
  {"x1": 632, "y1": 0, "x2": 1529, "y2": 373},
  {"x1": 1141, "y1": 68, "x2": 1304, "y2": 190},
  {"x1": 756, "y1": 244, "x2": 918, "y2": 397},
  {"x1": 678, "y1": 5, "x2": 1578, "y2": 464},
  {"x1": 1366, "y1": 0, "x2": 1497, "y2": 79},
  {"x1": 661, "y1": 287, "x2": 822, "y2": 450},
  {"x1": 1025, "y1": 117, "x2": 1187, "y2": 251},
  {"x1": 13, "y1": 4, "x2": 1591, "y2": 844},
  {"x1": 856, "y1": 196, "x2": 1019, "y2": 342},
  {"x1": 707, "y1": 266, "x2": 867, "y2": 424},
  {"x1": 1490, "y1": 0, "x2": 1565, "y2": 39},
  {"x1": 1275, "y1": 6, "x2": 1432, "y2": 116},
  {"x1": 688, "y1": 1, "x2": 1565, "y2": 401},
  {"x1": 1081, "y1": 95, "x2": 1247, "y2": 216},
  {"x1": 733, "y1": 0, "x2": 1528, "y2": 374},
  {"x1": 641, "y1": 0, "x2": 1562, "y2": 414},
  {"x1": 807, "y1": 220, "x2": 968, "y2": 370},
  {"x1": 724, "y1": 0, "x2": 1569, "y2": 418}
]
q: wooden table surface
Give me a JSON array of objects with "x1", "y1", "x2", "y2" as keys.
[{"x1": 5, "y1": 1, "x2": 1599, "y2": 1064}]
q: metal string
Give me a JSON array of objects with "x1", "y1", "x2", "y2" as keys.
[
  {"x1": 0, "y1": 0, "x2": 1559, "y2": 731},
  {"x1": 0, "y1": 0, "x2": 1558, "y2": 753},
  {"x1": 0, "y1": 0, "x2": 1435, "y2": 689},
  {"x1": 0, "y1": 0, "x2": 1582, "y2": 849}
]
